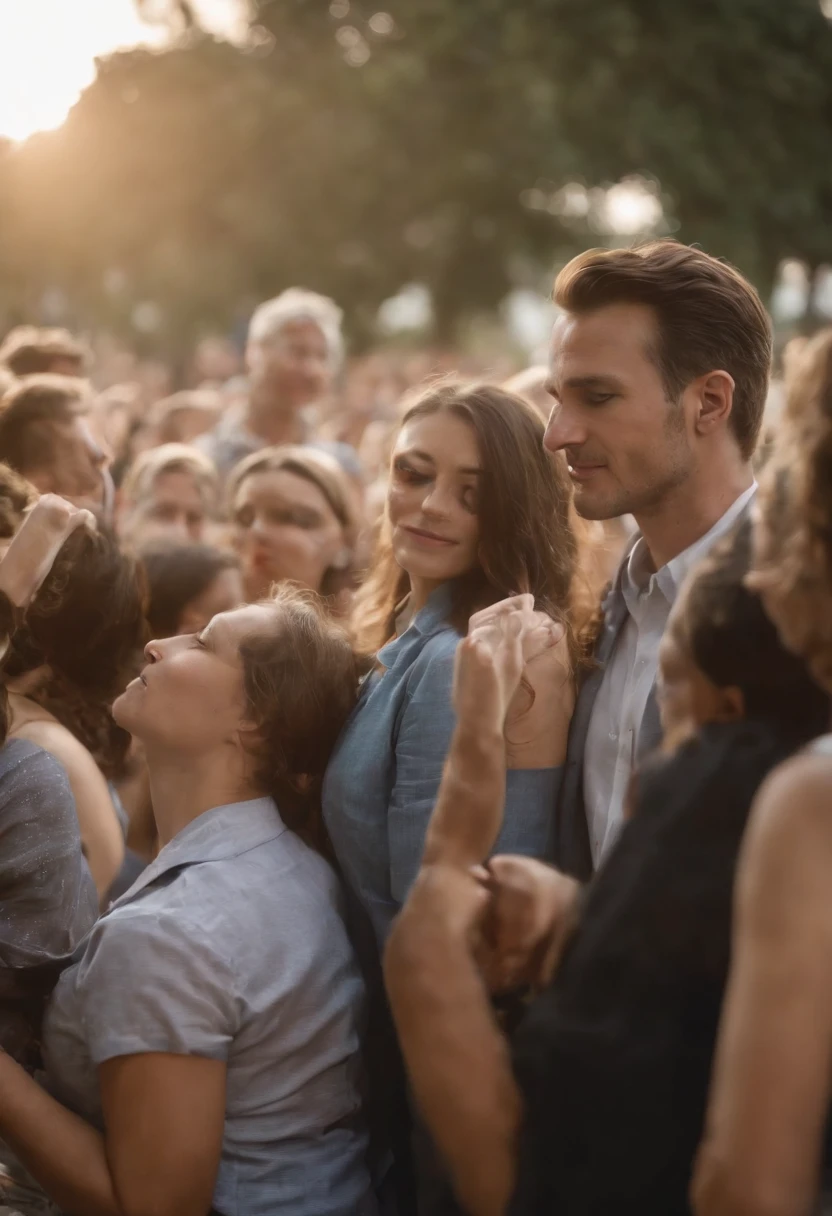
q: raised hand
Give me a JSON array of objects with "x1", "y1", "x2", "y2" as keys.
[
  {"x1": 466, "y1": 593, "x2": 571, "y2": 768},
  {"x1": 476, "y1": 855, "x2": 579, "y2": 994},
  {"x1": 0, "y1": 494, "x2": 95, "y2": 611},
  {"x1": 455, "y1": 595, "x2": 564, "y2": 736}
]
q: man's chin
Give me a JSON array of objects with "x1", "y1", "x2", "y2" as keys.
[{"x1": 572, "y1": 487, "x2": 626, "y2": 522}]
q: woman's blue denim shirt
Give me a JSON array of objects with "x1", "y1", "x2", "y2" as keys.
[{"x1": 323, "y1": 584, "x2": 562, "y2": 948}]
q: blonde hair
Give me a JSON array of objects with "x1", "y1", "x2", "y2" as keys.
[
  {"x1": 121, "y1": 443, "x2": 219, "y2": 508},
  {"x1": 227, "y1": 444, "x2": 360, "y2": 595},
  {"x1": 748, "y1": 327, "x2": 832, "y2": 680}
]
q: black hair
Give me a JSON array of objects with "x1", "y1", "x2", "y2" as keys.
[
  {"x1": 684, "y1": 516, "x2": 829, "y2": 739},
  {"x1": 141, "y1": 543, "x2": 239, "y2": 639},
  {"x1": 2, "y1": 528, "x2": 148, "y2": 777}
]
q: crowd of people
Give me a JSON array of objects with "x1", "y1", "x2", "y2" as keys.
[{"x1": 0, "y1": 239, "x2": 827, "y2": 1216}]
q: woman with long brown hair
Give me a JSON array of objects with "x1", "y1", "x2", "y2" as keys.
[
  {"x1": 324, "y1": 380, "x2": 580, "y2": 950},
  {"x1": 323, "y1": 379, "x2": 580, "y2": 1211}
]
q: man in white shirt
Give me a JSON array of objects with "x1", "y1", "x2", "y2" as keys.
[{"x1": 544, "y1": 239, "x2": 772, "y2": 878}]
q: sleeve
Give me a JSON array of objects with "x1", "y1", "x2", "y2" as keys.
[
  {"x1": 388, "y1": 639, "x2": 563, "y2": 903},
  {"x1": 493, "y1": 767, "x2": 562, "y2": 863},
  {"x1": 388, "y1": 636, "x2": 459, "y2": 904},
  {"x1": 76, "y1": 910, "x2": 240, "y2": 1064},
  {"x1": 0, "y1": 742, "x2": 97, "y2": 970}
]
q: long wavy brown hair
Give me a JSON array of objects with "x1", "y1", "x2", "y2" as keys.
[
  {"x1": 352, "y1": 379, "x2": 590, "y2": 661},
  {"x1": 748, "y1": 326, "x2": 832, "y2": 691}
]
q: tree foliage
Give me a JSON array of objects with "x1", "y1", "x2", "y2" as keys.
[{"x1": 0, "y1": 0, "x2": 830, "y2": 351}]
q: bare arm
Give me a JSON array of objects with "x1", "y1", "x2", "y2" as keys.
[
  {"x1": 386, "y1": 863, "x2": 522, "y2": 1216},
  {"x1": 0, "y1": 1051, "x2": 225, "y2": 1216},
  {"x1": 387, "y1": 610, "x2": 533, "y2": 1215},
  {"x1": 693, "y1": 755, "x2": 832, "y2": 1216},
  {"x1": 13, "y1": 717, "x2": 125, "y2": 900}
]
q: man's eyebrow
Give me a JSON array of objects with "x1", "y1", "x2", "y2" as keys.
[{"x1": 563, "y1": 374, "x2": 626, "y2": 390}]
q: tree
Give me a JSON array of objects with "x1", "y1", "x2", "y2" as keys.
[{"x1": 0, "y1": 0, "x2": 830, "y2": 352}]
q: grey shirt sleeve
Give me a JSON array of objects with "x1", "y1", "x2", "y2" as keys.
[
  {"x1": 0, "y1": 739, "x2": 97, "y2": 971},
  {"x1": 75, "y1": 907, "x2": 241, "y2": 1064}
]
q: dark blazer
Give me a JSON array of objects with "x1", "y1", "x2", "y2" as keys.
[
  {"x1": 553, "y1": 552, "x2": 663, "y2": 881},
  {"x1": 554, "y1": 500, "x2": 756, "y2": 881}
]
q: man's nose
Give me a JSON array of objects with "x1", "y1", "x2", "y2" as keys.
[{"x1": 543, "y1": 402, "x2": 587, "y2": 453}]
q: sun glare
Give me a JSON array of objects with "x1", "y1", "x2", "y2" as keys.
[
  {"x1": 0, "y1": 0, "x2": 247, "y2": 143},
  {"x1": 0, "y1": 0, "x2": 161, "y2": 141}
]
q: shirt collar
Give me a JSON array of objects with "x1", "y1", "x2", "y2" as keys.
[
  {"x1": 622, "y1": 484, "x2": 757, "y2": 615},
  {"x1": 377, "y1": 582, "x2": 455, "y2": 669},
  {"x1": 108, "y1": 797, "x2": 286, "y2": 911}
]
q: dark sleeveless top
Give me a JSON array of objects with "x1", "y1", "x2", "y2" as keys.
[{"x1": 509, "y1": 720, "x2": 810, "y2": 1216}]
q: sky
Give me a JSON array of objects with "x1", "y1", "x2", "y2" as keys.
[{"x1": 0, "y1": 0, "x2": 247, "y2": 141}]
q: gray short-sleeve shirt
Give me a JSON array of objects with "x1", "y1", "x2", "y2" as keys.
[{"x1": 41, "y1": 797, "x2": 376, "y2": 1216}]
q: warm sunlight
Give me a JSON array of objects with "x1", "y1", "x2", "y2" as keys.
[{"x1": 0, "y1": 0, "x2": 247, "y2": 142}]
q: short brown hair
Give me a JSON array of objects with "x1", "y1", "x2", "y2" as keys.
[
  {"x1": 554, "y1": 240, "x2": 772, "y2": 459},
  {"x1": 0, "y1": 374, "x2": 88, "y2": 476},
  {"x1": 0, "y1": 326, "x2": 88, "y2": 378},
  {"x1": 241, "y1": 584, "x2": 359, "y2": 851}
]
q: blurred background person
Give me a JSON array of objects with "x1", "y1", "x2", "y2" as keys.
[
  {"x1": 146, "y1": 389, "x2": 222, "y2": 447},
  {"x1": 0, "y1": 376, "x2": 113, "y2": 523},
  {"x1": 197, "y1": 288, "x2": 345, "y2": 478},
  {"x1": 117, "y1": 443, "x2": 219, "y2": 550},
  {"x1": 141, "y1": 543, "x2": 244, "y2": 639},
  {"x1": 0, "y1": 327, "x2": 89, "y2": 380},
  {"x1": 228, "y1": 444, "x2": 360, "y2": 608}
]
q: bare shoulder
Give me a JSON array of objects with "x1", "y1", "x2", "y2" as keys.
[
  {"x1": 739, "y1": 750, "x2": 832, "y2": 917},
  {"x1": 12, "y1": 716, "x2": 106, "y2": 790},
  {"x1": 748, "y1": 751, "x2": 832, "y2": 855}
]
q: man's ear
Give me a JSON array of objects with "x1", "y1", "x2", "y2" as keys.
[{"x1": 693, "y1": 370, "x2": 735, "y2": 439}]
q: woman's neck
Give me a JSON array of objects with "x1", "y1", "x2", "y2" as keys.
[
  {"x1": 5, "y1": 665, "x2": 49, "y2": 697},
  {"x1": 407, "y1": 575, "x2": 444, "y2": 617},
  {"x1": 145, "y1": 746, "x2": 262, "y2": 847}
]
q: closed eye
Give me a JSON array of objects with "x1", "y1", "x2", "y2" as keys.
[
  {"x1": 585, "y1": 392, "x2": 616, "y2": 406},
  {"x1": 393, "y1": 457, "x2": 431, "y2": 485}
]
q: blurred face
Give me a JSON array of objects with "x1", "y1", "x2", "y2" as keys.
[
  {"x1": 163, "y1": 407, "x2": 218, "y2": 445},
  {"x1": 544, "y1": 303, "x2": 694, "y2": 521},
  {"x1": 232, "y1": 468, "x2": 344, "y2": 599},
  {"x1": 388, "y1": 412, "x2": 482, "y2": 589},
  {"x1": 114, "y1": 603, "x2": 273, "y2": 753},
  {"x1": 34, "y1": 415, "x2": 113, "y2": 520},
  {"x1": 247, "y1": 320, "x2": 333, "y2": 411},
  {"x1": 178, "y1": 566, "x2": 245, "y2": 636},
  {"x1": 658, "y1": 596, "x2": 743, "y2": 747},
  {"x1": 123, "y1": 470, "x2": 208, "y2": 547}
]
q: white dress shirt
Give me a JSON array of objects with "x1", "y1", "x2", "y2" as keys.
[{"x1": 583, "y1": 485, "x2": 757, "y2": 867}]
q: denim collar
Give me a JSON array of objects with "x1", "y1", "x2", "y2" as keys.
[{"x1": 377, "y1": 582, "x2": 456, "y2": 670}]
